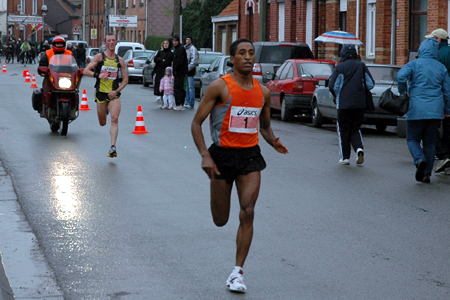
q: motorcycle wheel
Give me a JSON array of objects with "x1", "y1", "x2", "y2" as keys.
[
  {"x1": 50, "y1": 123, "x2": 60, "y2": 132},
  {"x1": 60, "y1": 102, "x2": 70, "y2": 136}
]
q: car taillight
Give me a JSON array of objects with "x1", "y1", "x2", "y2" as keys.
[
  {"x1": 127, "y1": 60, "x2": 134, "y2": 67},
  {"x1": 86, "y1": 57, "x2": 91, "y2": 63},
  {"x1": 293, "y1": 81, "x2": 304, "y2": 93},
  {"x1": 252, "y1": 63, "x2": 262, "y2": 76}
]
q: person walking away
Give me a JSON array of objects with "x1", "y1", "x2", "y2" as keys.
[
  {"x1": 191, "y1": 38, "x2": 289, "y2": 293},
  {"x1": 184, "y1": 35, "x2": 199, "y2": 109},
  {"x1": 83, "y1": 33, "x2": 129, "y2": 158},
  {"x1": 172, "y1": 36, "x2": 188, "y2": 111},
  {"x1": 153, "y1": 39, "x2": 174, "y2": 103},
  {"x1": 77, "y1": 43, "x2": 86, "y2": 68},
  {"x1": 7, "y1": 40, "x2": 15, "y2": 63},
  {"x1": 328, "y1": 45, "x2": 375, "y2": 165},
  {"x1": 158, "y1": 67, "x2": 175, "y2": 109},
  {"x1": 16, "y1": 38, "x2": 22, "y2": 62},
  {"x1": 426, "y1": 29, "x2": 450, "y2": 173},
  {"x1": 397, "y1": 38, "x2": 450, "y2": 183}
]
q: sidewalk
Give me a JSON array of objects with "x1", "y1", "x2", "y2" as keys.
[{"x1": 0, "y1": 159, "x2": 63, "y2": 299}]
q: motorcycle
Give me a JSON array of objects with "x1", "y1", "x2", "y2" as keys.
[{"x1": 32, "y1": 54, "x2": 84, "y2": 135}]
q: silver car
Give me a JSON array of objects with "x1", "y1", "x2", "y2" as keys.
[
  {"x1": 142, "y1": 52, "x2": 157, "y2": 87},
  {"x1": 195, "y1": 50, "x2": 223, "y2": 96},
  {"x1": 199, "y1": 55, "x2": 232, "y2": 98},
  {"x1": 122, "y1": 49, "x2": 155, "y2": 82},
  {"x1": 85, "y1": 47, "x2": 99, "y2": 64},
  {"x1": 311, "y1": 64, "x2": 401, "y2": 132}
]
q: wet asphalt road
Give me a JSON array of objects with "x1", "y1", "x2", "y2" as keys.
[{"x1": 0, "y1": 62, "x2": 449, "y2": 299}]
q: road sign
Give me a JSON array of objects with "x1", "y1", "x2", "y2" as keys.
[
  {"x1": 91, "y1": 29, "x2": 97, "y2": 40},
  {"x1": 7, "y1": 15, "x2": 43, "y2": 25},
  {"x1": 109, "y1": 15, "x2": 138, "y2": 28}
]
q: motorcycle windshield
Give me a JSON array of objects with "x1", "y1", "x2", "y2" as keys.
[{"x1": 49, "y1": 54, "x2": 78, "y2": 73}]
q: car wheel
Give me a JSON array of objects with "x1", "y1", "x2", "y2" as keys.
[
  {"x1": 312, "y1": 100, "x2": 324, "y2": 128},
  {"x1": 280, "y1": 97, "x2": 292, "y2": 122},
  {"x1": 143, "y1": 76, "x2": 149, "y2": 87},
  {"x1": 376, "y1": 123, "x2": 387, "y2": 132}
]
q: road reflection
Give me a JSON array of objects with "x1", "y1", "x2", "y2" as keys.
[{"x1": 53, "y1": 169, "x2": 79, "y2": 221}]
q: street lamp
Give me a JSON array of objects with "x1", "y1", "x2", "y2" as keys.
[{"x1": 41, "y1": 4, "x2": 48, "y2": 41}]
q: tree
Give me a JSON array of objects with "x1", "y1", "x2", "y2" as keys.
[{"x1": 182, "y1": 0, "x2": 232, "y2": 49}]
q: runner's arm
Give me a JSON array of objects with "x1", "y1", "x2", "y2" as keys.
[
  {"x1": 83, "y1": 53, "x2": 102, "y2": 77},
  {"x1": 191, "y1": 80, "x2": 226, "y2": 179},
  {"x1": 259, "y1": 85, "x2": 289, "y2": 154}
]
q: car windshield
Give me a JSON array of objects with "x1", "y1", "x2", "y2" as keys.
[
  {"x1": 118, "y1": 46, "x2": 132, "y2": 57},
  {"x1": 134, "y1": 51, "x2": 153, "y2": 58},
  {"x1": 90, "y1": 49, "x2": 99, "y2": 56},
  {"x1": 260, "y1": 46, "x2": 314, "y2": 64},
  {"x1": 368, "y1": 66, "x2": 399, "y2": 85},
  {"x1": 200, "y1": 53, "x2": 222, "y2": 64},
  {"x1": 49, "y1": 54, "x2": 78, "y2": 73},
  {"x1": 297, "y1": 63, "x2": 334, "y2": 77}
]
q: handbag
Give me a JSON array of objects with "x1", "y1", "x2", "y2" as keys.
[
  {"x1": 363, "y1": 65, "x2": 375, "y2": 111},
  {"x1": 379, "y1": 81, "x2": 409, "y2": 116}
]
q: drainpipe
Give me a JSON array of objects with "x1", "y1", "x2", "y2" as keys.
[
  {"x1": 391, "y1": 0, "x2": 396, "y2": 64},
  {"x1": 315, "y1": 0, "x2": 319, "y2": 58},
  {"x1": 356, "y1": 0, "x2": 360, "y2": 40},
  {"x1": 145, "y1": 0, "x2": 148, "y2": 43}
]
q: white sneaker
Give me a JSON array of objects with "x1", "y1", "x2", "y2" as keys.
[
  {"x1": 356, "y1": 148, "x2": 364, "y2": 164},
  {"x1": 339, "y1": 158, "x2": 350, "y2": 165},
  {"x1": 156, "y1": 96, "x2": 161, "y2": 102},
  {"x1": 178, "y1": 105, "x2": 185, "y2": 111},
  {"x1": 173, "y1": 106, "x2": 180, "y2": 111},
  {"x1": 226, "y1": 270, "x2": 247, "y2": 293}
]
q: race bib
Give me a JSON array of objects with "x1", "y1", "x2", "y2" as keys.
[
  {"x1": 101, "y1": 66, "x2": 118, "y2": 80},
  {"x1": 229, "y1": 106, "x2": 261, "y2": 133}
]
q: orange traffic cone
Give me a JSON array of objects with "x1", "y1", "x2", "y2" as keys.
[
  {"x1": 132, "y1": 105, "x2": 149, "y2": 134},
  {"x1": 79, "y1": 89, "x2": 91, "y2": 110},
  {"x1": 23, "y1": 69, "x2": 28, "y2": 77},
  {"x1": 30, "y1": 74, "x2": 38, "y2": 88},
  {"x1": 24, "y1": 71, "x2": 31, "y2": 83},
  {"x1": 2, "y1": 63, "x2": 7, "y2": 73}
]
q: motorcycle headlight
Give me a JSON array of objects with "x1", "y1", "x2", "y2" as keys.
[{"x1": 58, "y1": 77, "x2": 72, "y2": 89}]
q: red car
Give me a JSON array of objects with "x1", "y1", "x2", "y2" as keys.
[{"x1": 266, "y1": 59, "x2": 335, "y2": 121}]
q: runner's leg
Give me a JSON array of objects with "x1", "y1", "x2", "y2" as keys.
[
  {"x1": 234, "y1": 171, "x2": 261, "y2": 267},
  {"x1": 108, "y1": 98, "x2": 121, "y2": 146},
  {"x1": 210, "y1": 179, "x2": 233, "y2": 227},
  {"x1": 97, "y1": 101, "x2": 108, "y2": 126}
]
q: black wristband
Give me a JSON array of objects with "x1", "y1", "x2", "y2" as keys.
[
  {"x1": 116, "y1": 90, "x2": 121, "y2": 97},
  {"x1": 94, "y1": 72, "x2": 99, "y2": 78}
]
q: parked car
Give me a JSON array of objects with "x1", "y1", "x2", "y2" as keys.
[
  {"x1": 142, "y1": 52, "x2": 157, "y2": 87},
  {"x1": 312, "y1": 64, "x2": 401, "y2": 132},
  {"x1": 85, "y1": 47, "x2": 99, "y2": 64},
  {"x1": 195, "y1": 50, "x2": 223, "y2": 96},
  {"x1": 265, "y1": 59, "x2": 335, "y2": 121},
  {"x1": 252, "y1": 41, "x2": 315, "y2": 85},
  {"x1": 122, "y1": 49, "x2": 155, "y2": 82},
  {"x1": 115, "y1": 41, "x2": 146, "y2": 57},
  {"x1": 199, "y1": 55, "x2": 232, "y2": 99}
]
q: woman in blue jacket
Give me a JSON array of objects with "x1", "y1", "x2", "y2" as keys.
[{"x1": 397, "y1": 38, "x2": 450, "y2": 183}]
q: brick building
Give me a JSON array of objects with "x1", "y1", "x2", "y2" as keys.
[
  {"x1": 212, "y1": 0, "x2": 238, "y2": 54},
  {"x1": 6, "y1": 0, "x2": 45, "y2": 42},
  {"x1": 238, "y1": 0, "x2": 450, "y2": 66}
]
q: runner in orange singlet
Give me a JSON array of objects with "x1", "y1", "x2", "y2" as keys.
[{"x1": 191, "y1": 38, "x2": 288, "y2": 293}]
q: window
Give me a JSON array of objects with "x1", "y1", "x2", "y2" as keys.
[
  {"x1": 20, "y1": 0, "x2": 25, "y2": 14},
  {"x1": 286, "y1": 64, "x2": 294, "y2": 79},
  {"x1": 221, "y1": 28, "x2": 227, "y2": 55},
  {"x1": 279, "y1": 63, "x2": 292, "y2": 80},
  {"x1": 410, "y1": 0, "x2": 428, "y2": 51},
  {"x1": 275, "y1": 63, "x2": 286, "y2": 79},
  {"x1": 366, "y1": 2, "x2": 376, "y2": 58},
  {"x1": 278, "y1": 2, "x2": 285, "y2": 41},
  {"x1": 32, "y1": 0, "x2": 38, "y2": 15}
]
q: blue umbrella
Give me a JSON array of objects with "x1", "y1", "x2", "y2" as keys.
[{"x1": 314, "y1": 30, "x2": 363, "y2": 45}]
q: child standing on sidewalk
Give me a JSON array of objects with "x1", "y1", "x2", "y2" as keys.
[{"x1": 158, "y1": 67, "x2": 175, "y2": 110}]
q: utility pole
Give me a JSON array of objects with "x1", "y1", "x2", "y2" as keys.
[
  {"x1": 259, "y1": 0, "x2": 267, "y2": 41},
  {"x1": 173, "y1": 0, "x2": 180, "y2": 37}
]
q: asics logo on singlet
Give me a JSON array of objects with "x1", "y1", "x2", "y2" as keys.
[{"x1": 236, "y1": 108, "x2": 258, "y2": 117}]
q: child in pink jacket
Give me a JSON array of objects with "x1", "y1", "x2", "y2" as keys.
[{"x1": 158, "y1": 67, "x2": 175, "y2": 109}]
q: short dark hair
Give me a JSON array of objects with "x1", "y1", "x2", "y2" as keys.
[
  {"x1": 105, "y1": 33, "x2": 115, "y2": 41},
  {"x1": 229, "y1": 38, "x2": 254, "y2": 57}
]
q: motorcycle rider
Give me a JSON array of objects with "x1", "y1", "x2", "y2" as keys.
[
  {"x1": 37, "y1": 36, "x2": 73, "y2": 117},
  {"x1": 39, "y1": 36, "x2": 72, "y2": 67}
]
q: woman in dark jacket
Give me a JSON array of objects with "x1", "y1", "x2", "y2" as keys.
[
  {"x1": 153, "y1": 39, "x2": 174, "y2": 100},
  {"x1": 77, "y1": 43, "x2": 86, "y2": 67}
]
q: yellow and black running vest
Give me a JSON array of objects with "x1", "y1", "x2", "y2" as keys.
[{"x1": 94, "y1": 52, "x2": 121, "y2": 93}]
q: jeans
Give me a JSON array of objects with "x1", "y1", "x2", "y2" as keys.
[
  {"x1": 406, "y1": 119, "x2": 441, "y2": 175},
  {"x1": 185, "y1": 76, "x2": 195, "y2": 107}
]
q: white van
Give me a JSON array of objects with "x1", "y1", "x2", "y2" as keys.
[
  {"x1": 115, "y1": 41, "x2": 146, "y2": 57},
  {"x1": 66, "y1": 40, "x2": 89, "y2": 49}
]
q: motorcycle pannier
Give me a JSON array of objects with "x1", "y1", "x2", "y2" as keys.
[{"x1": 32, "y1": 89, "x2": 42, "y2": 111}]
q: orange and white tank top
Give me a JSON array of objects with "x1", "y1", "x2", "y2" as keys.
[{"x1": 209, "y1": 74, "x2": 265, "y2": 149}]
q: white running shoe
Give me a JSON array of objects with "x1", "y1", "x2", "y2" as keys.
[
  {"x1": 178, "y1": 105, "x2": 185, "y2": 111},
  {"x1": 339, "y1": 158, "x2": 350, "y2": 165},
  {"x1": 356, "y1": 148, "x2": 364, "y2": 164},
  {"x1": 226, "y1": 270, "x2": 247, "y2": 293}
]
